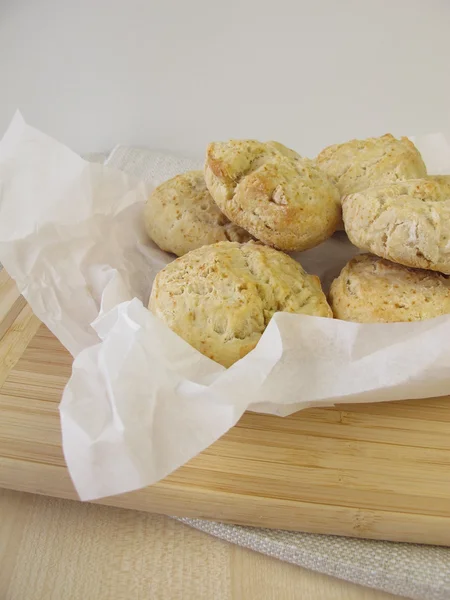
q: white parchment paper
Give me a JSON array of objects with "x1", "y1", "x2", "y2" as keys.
[{"x1": 1, "y1": 113, "x2": 450, "y2": 501}]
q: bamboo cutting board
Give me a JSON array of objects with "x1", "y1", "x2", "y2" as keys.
[{"x1": 1, "y1": 269, "x2": 450, "y2": 546}]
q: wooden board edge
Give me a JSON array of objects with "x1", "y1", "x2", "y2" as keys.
[
  {"x1": 1, "y1": 456, "x2": 449, "y2": 547},
  {"x1": 0, "y1": 304, "x2": 41, "y2": 388},
  {"x1": 0, "y1": 270, "x2": 27, "y2": 341}
]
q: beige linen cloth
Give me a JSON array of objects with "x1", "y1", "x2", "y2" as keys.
[{"x1": 27, "y1": 147, "x2": 440, "y2": 600}]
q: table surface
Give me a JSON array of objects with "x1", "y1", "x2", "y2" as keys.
[{"x1": 0, "y1": 488, "x2": 404, "y2": 600}]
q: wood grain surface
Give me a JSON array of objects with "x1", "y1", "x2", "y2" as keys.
[
  {"x1": 0, "y1": 488, "x2": 403, "y2": 600},
  {"x1": 1, "y1": 270, "x2": 450, "y2": 546}
]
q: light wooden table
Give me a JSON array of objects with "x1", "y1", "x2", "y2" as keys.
[{"x1": 0, "y1": 488, "x2": 404, "y2": 600}]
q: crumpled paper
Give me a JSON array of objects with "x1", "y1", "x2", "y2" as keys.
[{"x1": 1, "y1": 112, "x2": 450, "y2": 501}]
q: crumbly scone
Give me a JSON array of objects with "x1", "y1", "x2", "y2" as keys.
[
  {"x1": 329, "y1": 254, "x2": 450, "y2": 322},
  {"x1": 427, "y1": 174, "x2": 450, "y2": 185},
  {"x1": 149, "y1": 241, "x2": 332, "y2": 367},
  {"x1": 342, "y1": 178, "x2": 450, "y2": 274},
  {"x1": 316, "y1": 134, "x2": 427, "y2": 197},
  {"x1": 204, "y1": 140, "x2": 340, "y2": 252},
  {"x1": 144, "y1": 170, "x2": 252, "y2": 256}
]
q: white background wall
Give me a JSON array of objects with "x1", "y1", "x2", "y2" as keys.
[{"x1": 1, "y1": 0, "x2": 449, "y2": 158}]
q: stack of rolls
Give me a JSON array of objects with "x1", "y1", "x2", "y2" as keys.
[
  {"x1": 316, "y1": 137, "x2": 450, "y2": 324},
  {"x1": 143, "y1": 132, "x2": 450, "y2": 367}
]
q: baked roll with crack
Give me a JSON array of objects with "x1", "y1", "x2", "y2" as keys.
[
  {"x1": 316, "y1": 134, "x2": 426, "y2": 198},
  {"x1": 149, "y1": 241, "x2": 332, "y2": 367},
  {"x1": 144, "y1": 170, "x2": 252, "y2": 256},
  {"x1": 343, "y1": 178, "x2": 450, "y2": 274},
  {"x1": 330, "y1": 254, "x2": 450, "y2": 322},
  {"x1": 204, "y1": 140, "x2": 340, "y2": 252}
]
